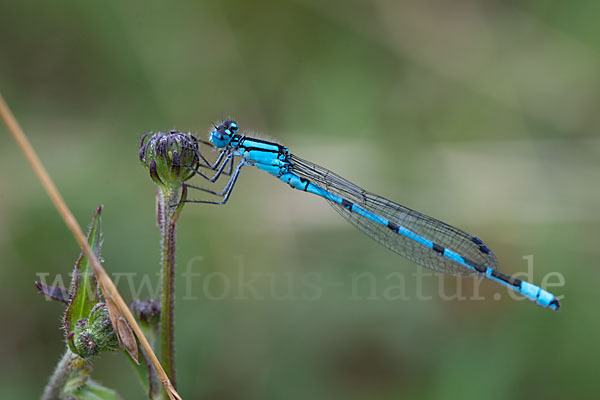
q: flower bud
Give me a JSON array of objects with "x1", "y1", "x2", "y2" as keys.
[
  {"x1": 73, "y1": 329, "x2": 98, "y2": 358},
  {"x1": 130, "y1": 299, "x2": 160, "y2": 327},
  {"x1": 70, "y1": 304, "x2": 119, "y2": 358},
  {"x1": 88, "y1": 303, "x2": 120, "y2": 351},
  {"x1": 139, "y1": 130, "x2": 200, "y2": 190}
]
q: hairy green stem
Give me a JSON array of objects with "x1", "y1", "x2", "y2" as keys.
[
  {"x1": 42, "y1": 349, "x2": 78, "y2": 400},
  {"x1": 158, "y1": 188, "x2": 180, "y2": 387}
]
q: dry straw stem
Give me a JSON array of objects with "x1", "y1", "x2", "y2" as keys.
[{"x1": 0, "y1": 92, "x2": 182, "y2": 400}]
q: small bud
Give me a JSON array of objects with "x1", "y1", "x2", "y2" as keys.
[
  {"x1": 88, "y1": 303, "x2": 120, "y2": 351},
  {"x1": 130, "y1": 299, "x2": 160, "y2": 327},
  {"x1": 70, "y1": 304, "x2": 119, "y2": 359},
  {"x1": 74, "y1": 330, "x2": 98, "y2": 358},
  {"x1": 74, "y1": 318, "x2": 88, "y2": 333},
  {"x1": 139, "y1": 130, "x2": 200, "y2": 190}
]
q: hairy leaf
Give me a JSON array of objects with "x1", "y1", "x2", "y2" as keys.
[{"x1": 64, "y1": 206, "x2": 103, "y2": 350}]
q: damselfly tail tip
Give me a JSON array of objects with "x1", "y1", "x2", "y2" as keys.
[{"x1": 549, "y1": 298, "x2": 561, "y2": 311}]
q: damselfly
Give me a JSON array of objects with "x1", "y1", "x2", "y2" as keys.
[{"x1": 185, "y1": 121, "x2": 561, "y2": 311}]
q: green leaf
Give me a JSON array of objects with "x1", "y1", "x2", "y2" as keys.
[
  {"x1": 68, "y1": 379, "x2": 121, "y2": 400},
  {"x1": 64, "y1": 206, "x2": 103, "y2": 352}
]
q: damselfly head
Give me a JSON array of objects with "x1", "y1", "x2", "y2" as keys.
[{"x1": 210, "y1": 120, "x2": 239, "y2": 148}]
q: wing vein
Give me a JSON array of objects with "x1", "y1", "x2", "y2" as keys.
[{"x1": 290, "y1": 155, "x2": 499, "y2": 276}]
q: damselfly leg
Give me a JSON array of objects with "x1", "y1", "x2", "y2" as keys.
[
  {"x1": 186, "y1": 149, "x2": 236, "y2": 182},
  {"x1": 184, "y1": 159, "x2": 246, "y2": 205}
]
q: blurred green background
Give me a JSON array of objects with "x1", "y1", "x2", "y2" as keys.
[{"x1": 1, "y1": 0, "x2": 599, "y2": 399}]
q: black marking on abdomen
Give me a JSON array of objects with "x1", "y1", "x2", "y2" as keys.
[
  {"x1": 432, "y1": 243, "x2": 444, "y2": 254},
  {"x1": 299, "y1": 177, "x2": 309, "y2": 191},
  {"x1": 490, "y1": 270, "x2": 522, "y2": 287},
  {"x1": 341, "y1": 199, "x2": 354, "y2": 211},
  {"x1": 387, "y1": 221, "x2": 400, "y2": 233},
  {"x1": 463, "y1": 257, "x2": 487, "y2": 273}
]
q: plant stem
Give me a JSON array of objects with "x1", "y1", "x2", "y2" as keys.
[
  {"x1": 42, "y1": 349, "x2": 78, "y2": 400},
  {"x1": 0, "y1": 93, "x2": 181, "y2": 399},
  {"x1": 158, "y1": 188, "x2": 180, "y2": 387}
]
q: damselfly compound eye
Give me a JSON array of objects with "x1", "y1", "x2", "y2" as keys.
[
  {"x1": 210, "y1": 121, "x2": 238, "y2": 148},
  {"x1": 217, "y1": 120, "x2": 238, "y2": 135}
]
